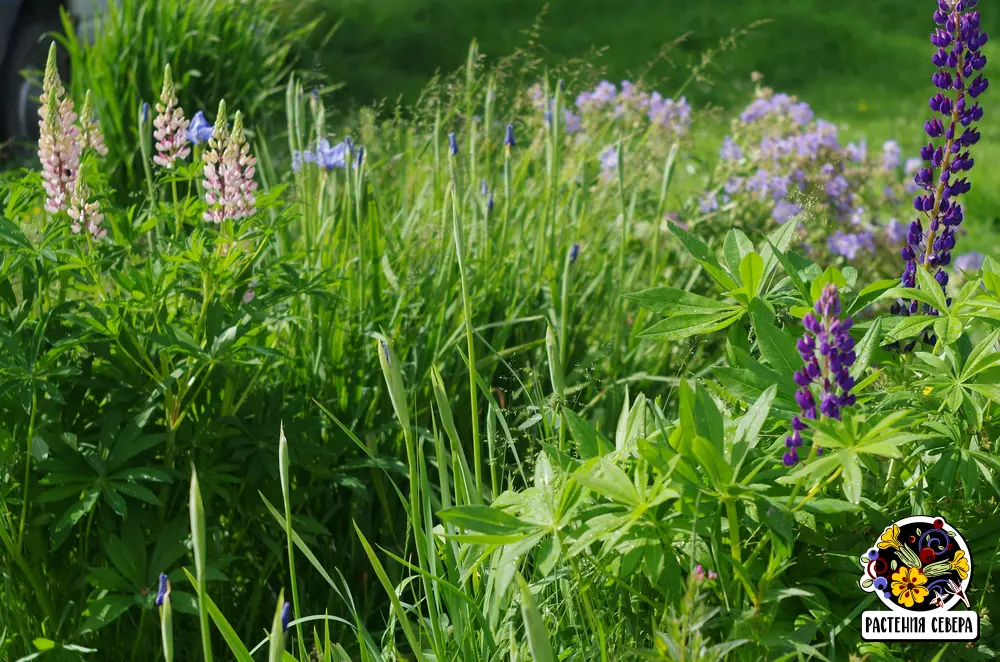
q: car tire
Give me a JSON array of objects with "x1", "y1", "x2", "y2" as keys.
[{"x1": 0, "y1": 11, "x2": 70, "y2": 150}]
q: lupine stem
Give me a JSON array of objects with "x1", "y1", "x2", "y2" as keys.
[{"x1": 16, "y1": 389, "x2": 38, "y2": 554}]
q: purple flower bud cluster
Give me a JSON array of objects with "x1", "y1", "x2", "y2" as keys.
[
  {"x1": 899, "y1": 0, "x2": 987, "y2": 310},
  {"x1": 785, "y1": 283, "x2": 857, "y2": 466}
]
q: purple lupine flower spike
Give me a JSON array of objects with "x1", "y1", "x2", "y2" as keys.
[
  {"x1": 898, "y1": 0, "x2": 987, "y2": 321},
  {"x1": 280, "y1": 602, "x2": 292, "y2": 632},
  {"x1": 569, "y1": 242, "x2": 580, "y2": 263},
  {"x1": 448, "y1": 132, "x2": 458, "y2": 155},
  {"x1": 785, "y1": 283, "x2": 856, "y2": 466},
  {"x1": 155, "y1": 573, "x2": 169, "y2": 607}
]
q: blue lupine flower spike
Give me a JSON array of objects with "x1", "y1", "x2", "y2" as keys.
[
  {"x1": 448, "y1": 132, "x2": 458, "y2": 155},
  {"x1": 785, "y1": 283, "x2": 857, "y2": 466}
]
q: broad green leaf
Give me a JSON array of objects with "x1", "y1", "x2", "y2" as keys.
[
  {"x1": 841, "y1": 452, "x2": 862, "y2": 504},
  {"x1": 809, "y1": 266, "x2": 847, "y2": 302},
  {"x1": 723, "y1": 229, "x2": 755, "y2": 283},
  {"x1": 850, "y1": 317, "x2": 882, "y2": 379},
  {"x1": 563, "y1": 409, "x2": 613, "y2": 459},
  {"x1": 624, "y1": 287, "x2": 730, "y2": 315},
  {"x1": 573, "y1": 458, "x2": 640, "y2": 506},
  {"x1": 639, "y1": 310, "x2": 744, "y2": 341},
  {"x1": 437, "y1": 505, "x2": 535, "y2": 535},
  {"x1": 933, "y1": 315, "x2": 964, "y2": 346},
  {"x1": 759, "y1": 219, "x2": 799, "y2": 287},
  {"x1": 915, "y1": 264, "x2": 949, "y2": 313},
  {"x1": 882, "y1": 315, "x2": 936, "y2": 343},
  {"x1": 518, "y1": 575, "x2": 556, "y2": 662},
  {"x1": 739, "y1": 252, "x2": 765, "y2": 298},
  {"x1": 750, "y1": 312, "x2": 801, "y2": 381},
  {"x1": 765, "y1": 237, "x2": 809, "y2": 302},
  {"x1": 849, "y1": 279, "x2": 898, "y2": 316},
  {"x1": 667, "y1": 223, "x2": 738, "y2": 291},
  {"x1": 77, "y1": 595, "x2": 134, "y2": 635}
]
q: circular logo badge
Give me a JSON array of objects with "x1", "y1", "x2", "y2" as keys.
[{"x1": 859, "y1": 515, "x2": 972, "y2": 612}]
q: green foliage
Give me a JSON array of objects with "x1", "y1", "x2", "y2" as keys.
[{"x1": 3, "y1": 10, "x2": 1000, "y2": 661}]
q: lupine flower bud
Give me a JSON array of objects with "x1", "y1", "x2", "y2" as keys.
[
  {"x1": 448, "y1": 132, "x2": 458, "y2": 155},
  {"x1": 504, "y1": 123, "x2": 515, "y2": 147},
  {"x1": 899, "y1": 0, "x2": 988, "y2": 319},
  {"x1": 37, "y1": 43, "x2": 81, "y2": 214},
  {"x1": 152, "y1": 65, "x2": 191, "y2": 169},
  {"x1": 785, "y1": 283, "x2": 856, "y2": 466},
  {"x1": 78, "y1": 90, "x2": 108, "y2": 156},
  {"x1": 155, "y1": 573, "x2": 170, "y2": 607},
  {"x1": 228, "y1": 111, "x2": 258, "y2": 219}
]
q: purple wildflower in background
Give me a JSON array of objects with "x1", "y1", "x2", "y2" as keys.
[
  {"x1": 599, "y1": 145, "x2": 619, "y2": 181},
  {"x1": 773, "y1": 199, "x2": 802, "y2": 224},
  {"x1": 187, "y1": 110, "x2": 214, "y2": 145},
  {"x1": 826, "y1": 175, "x2": 849, "y2": 198},
  {"x1": 724, "y1": 176, "x2": 744, "y2": 195},
  {"x1": 141, "y1": 102, "x2": 149, "y2": 124},
  {"x1": 882, "y1": 140, "x2": 903, "y2": 170},
  {"x1": 504, "y1": 124, "x2": 516, "y2": 148},
  {"x1": 886, "y1": 217, "x2": 907, "y2": 244},
  {"x1": 785, "y1": 283, "x2": 857, "y2": 466},
  {"x1": 563, "y1": 110, "x2": 583, "y2": 134},
  {"x1": 720, "y1": 135, "x2": 743, "y2": 161},
  {"x1": 569, "y1": 242, "x2": 580, "y2": 263},
  {"x1": 898, "y1": 0, "x2": 988, "y2": 314},
  {"x1": 448, "y1": 132, "x2": 458, "y2": 155},
  {"x1": 828, "y1": 230, "x2": 876, "y2": 259},
  {"x1": 955, "y1": 250, "x2": 984, "y2": 271},
  {"x1": 699, "y1": 191, "x2": 719, "y2": 213},
  {"x1": 281, "y1": 602, "x2": 292, "y2": 632},
  {"x1": 155, "y1": 573, "x2": 169, "y2": 607},
  {"x1": 845, "y1": 140, "x2": 867, "y2": 163},
  {"x1": 745, "y1": 168, "x2": 771, "y2": 198}
]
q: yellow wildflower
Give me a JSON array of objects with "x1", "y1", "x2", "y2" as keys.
[
  {"x1": 949, "y1": 550, "x2": 970, "y2": 580},
  {"x1": 878, "y1": 524, "x2": 902, "y2": 550},
  {"x1": 891, "y1": 566, "x2": 929, "y2": 608}
]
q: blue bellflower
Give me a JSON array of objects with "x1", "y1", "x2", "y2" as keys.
[{"x1": 187, "y1": 110, "x2": 214, "y2": 144}]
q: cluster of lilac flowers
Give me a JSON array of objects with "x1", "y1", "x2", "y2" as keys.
[
  {"x1": 785, "y1": 283, "x2": 857, "y2": 466},
  {"x1": 706, "y1": 85, "x2": 938, "y2": 276},
  {"x1": 897, "y1": 0, "x2": 988, "y2": 316},
  {"x1": 526, "y1": 80, "x2": 692, "y2": 182}
]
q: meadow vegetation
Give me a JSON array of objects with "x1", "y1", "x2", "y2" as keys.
[{"x1": 0, "y1": 1, "x2": 999, "y2": 661}]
